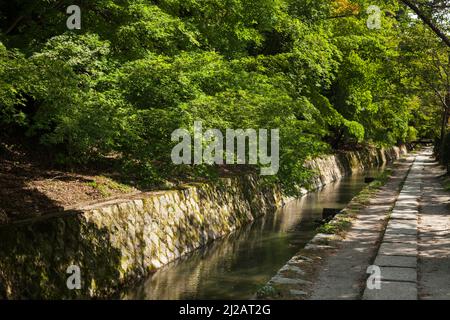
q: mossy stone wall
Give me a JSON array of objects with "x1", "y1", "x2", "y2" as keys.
[{"x1": 0, "y1": 146, "x2": 406, "y2": 299}]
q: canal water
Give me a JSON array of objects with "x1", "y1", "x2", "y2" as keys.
[{"x1": 124, "y1": 168, "x2": 383, "y2": 300}]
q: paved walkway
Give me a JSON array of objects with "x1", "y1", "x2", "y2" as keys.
[
  {"x1": 308, "y1": 148, "x2": 450, "y2": 300},
  {"x1": 362, "y1": 153, "x2": 422, "y2": 299},
  {"x1": 363, "y1": 148, "x2": 450, "y2": 300},
  {"x1": 309, "y1": 155, "x2": 415, "y2": 299},
  {"x1": 265, "y1": 149, "x2": 450, "y2": 300},
  {"x1": 418, "y1": 150, "x2": 450, "y2": 299}
]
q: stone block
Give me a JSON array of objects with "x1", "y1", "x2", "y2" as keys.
[
  {"x1": 390, "y1": 211, "x2": 418, "y2": 220},
  {"x1": 389, "y1": 219, "x2": 418, "y2": 228},
  {"x1": 380, "y1": 267, "x2": 416, "y2": 282},
  {"x1": 374, "y1": 255, "x2": 417, "y2": 268},
  {"x1": 269, "y1": 276, "x2": 311, "y2": 286},
  {"x1": 382, "y1": 233, "x2": 417, "y2": 244},
  {"x1": 378, "y1": 242, "x2": 417, "y2": 257},
  {"x1": 363, "y1": 281, "x2": 417, "y2": 300},
  {"x1": 385, "y1": 221, "x2": 418, "y2": 236},
  {"x1": 289, "y1": 290, "x2": 307, "y2": 296}
]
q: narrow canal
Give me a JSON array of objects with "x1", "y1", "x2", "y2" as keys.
[{"x1": 124, "y1": 168, "x2": 384, "y2": 300}]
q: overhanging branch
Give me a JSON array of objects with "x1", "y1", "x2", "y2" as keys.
[{"x1": 400, "y1": 0, "x2": 450, "y2": 48}]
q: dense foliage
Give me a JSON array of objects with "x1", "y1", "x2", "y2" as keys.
[{"x1": 1, "y1": 0, "x2": 449, "y2": 194}]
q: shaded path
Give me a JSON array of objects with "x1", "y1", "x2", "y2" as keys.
[
  {"x1": 308, "y1": 155, "x2": 415, "y2": 300},
  {"x1": 363, "y1": 153, "x2": 422, "y2": 299},
  {"x1": 363, "y1": 148, "x2": 450, "y2": 299},
  {"x1": 309, "y1": 148, "x2": 450, "y2": 300},
  {"x1": 418, "y1": 150, "x2": 450, "y2": 299},
  {"x1": 260, "y1": 149, "x2": 450, "y2": 300}
]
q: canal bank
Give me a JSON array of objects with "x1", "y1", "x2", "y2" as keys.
[
  {"x1": 124, "y1": 167, "x2": 386, "y2": 299},
  {"x1": 0, "y1": 146, "x2": 406, "y2": 299}
]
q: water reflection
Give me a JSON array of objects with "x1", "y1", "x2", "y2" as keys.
[{"x1": 124, "y1": 169, "x2": 382, "y2": 300}]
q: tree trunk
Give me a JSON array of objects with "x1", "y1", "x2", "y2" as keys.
[{"x1": 439, "y1": 92, "x2": 450, "y2": 164}]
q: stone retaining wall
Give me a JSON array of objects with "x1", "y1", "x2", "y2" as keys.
[
  {"x1": 0, "y1": 146, "x2": 406, "y2": 299},
  {"x1": 306, "y1": 146, "x2": 406, "y2": 190}
]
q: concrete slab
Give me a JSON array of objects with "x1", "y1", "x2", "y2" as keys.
[
  {"x1": 391, "y1": 208, "x2": 418, "y2": 214},
  {"x1": 382, "y1": 233, "x2": 417, "y2": 244},
  {"x1": 389, "y1": 220, "x2": 418, "y2": 229},
  {"x1": 395, "y1": 199, "x2": 419, "y2": 206},
  {"x1": 396, "y1": 195, "x2": 418, "y2": 201},
  {"x1": 379, "y1": 241, "x2": 417, "y2": 257},
  {"x1": 374, "y1": 255, "x2": 417, "y2": 268},
  {"x1": 269, "y1": 276, "x2": 311, "y2": 286},
  {"x1": 380, "y1": 267, "x2": 417, "y2": 282},
  {"x1": 385, "y1": 224, "x2": 418, "y2": 236},
  {"x1": 363, "y1": 281, "x2": 417, "y2": 300},
  {"x1": 289, "y1": 290, "x2": 307, "y2": 296},
  {"x1": 390, "y1": 213, "x2": 418, "y2": 221}
]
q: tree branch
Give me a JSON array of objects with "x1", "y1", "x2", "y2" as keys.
[{"x1": 400, "y1": 0, "x2": 450, "y2": 48}]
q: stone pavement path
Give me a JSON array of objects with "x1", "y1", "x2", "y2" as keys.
[
  {"x1": 266, "y1": 148, "x2": 450, "y2": 300},
  {"x1": 309, "y1": 155, "x2": 415, "y2": 300},
  {"x1": 363, "y1": 153, "x2": 422, "y2": 299},
  {"x1": 364, "y1": 148, "x2": 450, "y2": 300}
]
